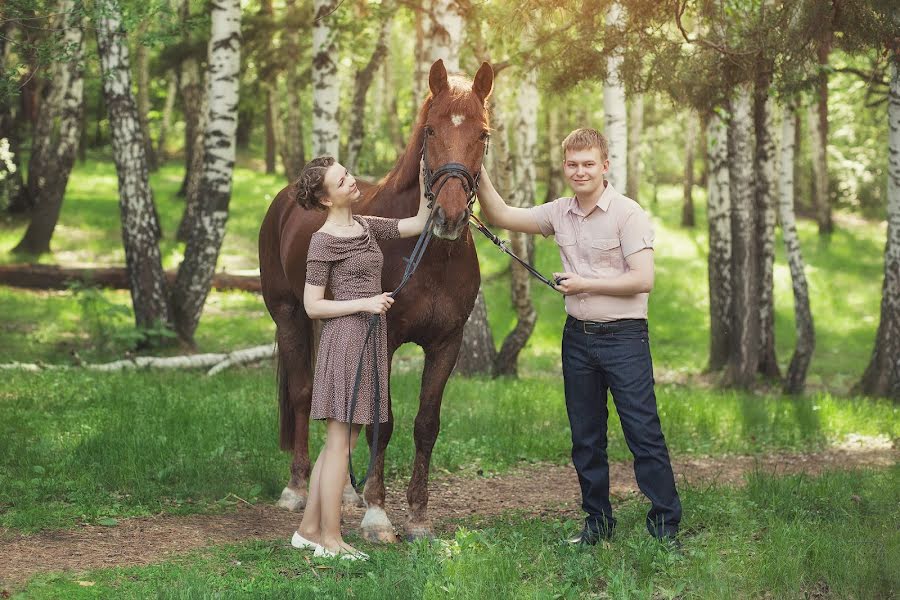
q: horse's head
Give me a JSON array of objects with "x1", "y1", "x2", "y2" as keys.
[{"x1": 423, "y1": 60, "x2": 493, "y2": 240}]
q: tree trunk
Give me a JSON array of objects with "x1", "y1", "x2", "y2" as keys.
[
  {"x1": 603, "y1": 2, "x2": 627, "y2": 190},
  {"x1": 754, "y1": 78, "x2": 780, "y2": 379},
  {"x1": 265, "y1": 88, "x2": 278, "y2": 174},
  {"x1": 412, "y1": 1, "x2": 428, "y2": 110},
  {"x1": 778, "y1": 103, "x2": 815, "y2": 394},
  {"x1": 626, "y1": 94, "x2": 643, "y2": 202},
  {"x1": 544, "y1": 105, "x2": 565, "y2": 204},
  {"x1": 1, "y1": 19, "x2": 27, "y2": 213},
  {"x1": 455, "y1": 288, "x2": 496, "y2": 376},
  {"x1": 176, "y1": 85, "x2": 207, "y2": 241},
  {"x1": 135, "y1": 25, "x2": 157, "y2": 171},
  {"x1": 810, "y1": 35, "x2": 833, "y2": 236},
  {"x1": 681, "y1": 110, "x2": 697, "y2": 228},
  {"x1": 13, "y1": 0, "x2": 85, "y2": 256},
  {"x1": 724, "y1": 85, "x2": 759, "y2": 388},
  {"x1": 311, "y1": 0, "x2": 340, "y2": 159},
  {"x1": 495, "y1": 67, "x2": 539, "y2": 377},
  {"x1": 345, "y1": 7, "x2": 393, "y2": 174},
  {"x1": 859, "y1": 58, "x2": 900, "y2": 400},
  {"x1": 428, "y1": 0, "x2": 464, "y2": 72},
  {"x1": 280, "y1": 0, "x2": 306, "y2": 181},
  {"x1": 385, "y1": 58, "x2": 404, "y2": 154},
  {"x1": 170, "y1": 0, "x2": 242, "y2": 344},
  {"x1": 94, "y1": 0, "x2": 172, "y2": 333},
  {"x1": 707, "y1": 110, "x2": 732, "y2": 372},
  {"x1": 157, "y1": 70, "x2": 177, "y2": 161},
  {"x1": 177, "y1": 0, "x2": 203, "y2": 198}
]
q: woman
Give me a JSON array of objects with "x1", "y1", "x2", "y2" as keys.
[{"x1": 289, "y1": 156, "x2": 430, "y2": 560}]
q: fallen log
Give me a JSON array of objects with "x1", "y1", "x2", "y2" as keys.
[
  {"x1": 0, "y1": 343, "x2": 276, "y2": 375},
  {"x1": 0, "y1": 264, "x2": 261, "y2": 293}
]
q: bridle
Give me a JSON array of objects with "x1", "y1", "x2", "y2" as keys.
[{"x1": 419, "y1": 124, "x2": 489, "y2": 212}]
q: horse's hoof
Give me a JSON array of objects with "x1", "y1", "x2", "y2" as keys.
[
  {"x1": 342, "y1": 484, "x2": 365, "y2": 508},
  {"x1": 404, "y1": 526, "x2": 435, "y2": 542},
  {"x1": 361, "y1": 506, "x2": 398, "y2": 543},
  {"x1": 276, "y1": 486, "x2": 306, "y2": 511}
]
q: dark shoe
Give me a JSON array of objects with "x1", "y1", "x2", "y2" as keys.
[{"x1": 565, "y1": 525, "x2": 611, "y2": 546}]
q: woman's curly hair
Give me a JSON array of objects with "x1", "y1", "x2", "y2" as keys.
[{"x1": 293, "y1": 156, "x2": 335, "y2": 210}]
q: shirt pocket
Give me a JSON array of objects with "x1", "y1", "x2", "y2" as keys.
[{"x1": 590, "y1": 237, "x2": 625, "y2": 269}]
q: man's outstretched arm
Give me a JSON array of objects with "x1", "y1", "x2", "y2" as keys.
[{"x1": 476, "y1": 167, "x2": 544, "y2": 235}]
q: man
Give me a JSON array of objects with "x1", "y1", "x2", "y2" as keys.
[{"x1": 476, "y1": 128, "x2": 681, "y2": 545}]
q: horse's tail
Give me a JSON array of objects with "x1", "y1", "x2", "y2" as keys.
[
  {"x1": 275, "y1": 334, "x2": 295, "y2": 451},
  {"x1": 274, "y1": 306, "x2": 316, "y2": 452}
]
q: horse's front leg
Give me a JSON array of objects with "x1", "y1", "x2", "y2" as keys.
[
  {"x1": 405, "y1": 333, "x2": 463, "y2": 540},
  {"x1": 360, "y1": 346, "x2": 399, "y2": 543}
]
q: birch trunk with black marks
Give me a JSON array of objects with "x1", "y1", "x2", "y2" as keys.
[
  {"x1": 495, "y1": 68, "x2": 539, "y2": 377},
  {"x1": 626, "y1": 94, "x2": 643, "y2": 202},
  {"x1": 724, "y1": 86, "x2": 759, "y2": 388},
  {"x1": 707, "y1": 110, "x2": 732, "y2": 371},
  {"x1": 265, "y1": 89, "x2": 278, "y2": 174},
  {"x1": 754, "y1": 82, "x2": 779, "y2": 379},
  {"x1": 779, "y1": 103, "x2": 815, "y2": 394},
  {"x1": 428, "y1": 0, "x2": 464, "y2": 72},
  {"x1": 681, "y1": 110, "x2": 697, "y2": 227},
  {"x1": 280, "y1": 0, "x2": 305, "y2": 181},
  {"x1": 346, "y1": 8, "x2": 393, "y2": 174},
  {"x1": 176, "y1": 86, "x2": 207, "y2": 241},
  {"x1": 810, "y1": 35, "x2": 833, "y2": 236},
  {"x1": 14, "y1": 0, "x2": 85, "y2": 256},
  {"x1": 412, "y1": 1, "x2": 428, "y2": 110},
  {"x1": 545, "y1": 105, "x2": 565, "y2": 203},
  {"x1": 157, "y1": 70, "x2": 177, "y2": 160},
  {"x1": 177, "y1": 37, "x2": 203, "y2": 197},
  {"x1": 859, "y1": 58, "x2": 900, "y2": 400},
  {"x1": 455, "y1": 290, "x2": 496, "y2": 376},
  {"x1": 171, "y1": 0, "x2": 241, "y2": 342},
  {"x1": 311, "y1": 0, "x2": 340, "y2": 159},
  {"x1": 95, "y1": 0, "x2": 172, "y2": 332},
  {"x1": 603, "y1": 2, "x2": 627, "y2": 190}
]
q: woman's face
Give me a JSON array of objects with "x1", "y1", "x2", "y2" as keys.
[{"x1": 321, "y1": 162, "x2": 361, "y2": 208}]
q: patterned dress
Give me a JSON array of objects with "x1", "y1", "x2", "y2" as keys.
[{"x1": 306, "y1": 215, "x2": 400, "y2": 424}]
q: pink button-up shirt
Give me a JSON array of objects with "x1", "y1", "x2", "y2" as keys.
[{"x1": 528, "y1": 181, "x2": 655, "y2": 322}]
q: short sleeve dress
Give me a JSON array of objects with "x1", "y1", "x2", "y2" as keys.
[{"x1": 306, "y1": 215, "x2": 400, "y2": 424}]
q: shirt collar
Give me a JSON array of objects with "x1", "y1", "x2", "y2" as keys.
[{"x1": 566, "y1": 180, "x2": 616, "y2": 216}]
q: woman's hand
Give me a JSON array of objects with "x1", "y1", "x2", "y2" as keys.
[{"x1": 361, "y1": 292, "x2": 395, "y2": 315}]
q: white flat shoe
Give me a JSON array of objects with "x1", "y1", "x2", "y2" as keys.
[
  {"x1": 313, "y1": 545, "x2": 369, "y2": 561},
  {"x1": 291, "y1": 531, "x2": 321, "y2": 551}
]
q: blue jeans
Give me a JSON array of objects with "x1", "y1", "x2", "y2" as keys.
[{"x1": 562, "y1": 316, "x2": 681, "y2": 538}]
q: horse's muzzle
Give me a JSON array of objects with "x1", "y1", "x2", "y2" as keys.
[{"x1": 432, "y1": 206, "x2": 470, "y2": 240}]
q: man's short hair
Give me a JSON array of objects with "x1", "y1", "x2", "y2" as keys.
[{"x1": 561, "y1": 128, "x2": 609, "y2": 161}]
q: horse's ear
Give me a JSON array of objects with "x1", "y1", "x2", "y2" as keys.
[
  {"x1": 429, "y1": 59, "x2": 449, "y2": 96},
  {"x1": 473, "y1": 62, "x2": 493, "y2": 102}
]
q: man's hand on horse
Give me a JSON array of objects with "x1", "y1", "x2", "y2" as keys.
[
  {"x1": 363, "y1": 292, "x2": 395, "y2": 315},
  {"x1": 553, "y1": 272, "x2": 588, "y2": 295}
]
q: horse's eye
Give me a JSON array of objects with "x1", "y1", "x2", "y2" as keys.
[
  {"x1": 425, "y1": 125, "x2": 435, "y2": 137},
  {"x1": 480, "y1": 131, "x2": 491, "y2": 142}
]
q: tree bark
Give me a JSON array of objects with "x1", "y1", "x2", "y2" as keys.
[
  {"x1": 135, "y1": 24, "x2": 157, "y2": 171},
  {"x1": 428, "y1": 0, "x2": 464, "y2": 72},
  {"x1": 626, "y1": 94, "x2": 643, "y2": 202},
  {"x1": 455, "y1": 288, "x2": 496, "y2": 376},
  {"x1": 754, "y1": 79, "x2": 780, "y2": 379},
  {"x1": 495, "y1": 67, "x2": 539, "y2": 377},
  {"x1": 681, "y1": 110, "x2": 697, "y2": 228},
  {"x1": 603, "y1": 2, "x2": 627, "y2": 191},
  {"x1": 176, "y1": 85, "x2": 208, "y2": 241},
  {"x1": 810, "y1": 33, "x2": 833, "y2": 236},
  {"x1": 412, "y1": 1, "x2": 428, "y2": 110},
  {"x1": 280, "y1": 0, "x2": 306, "y2": 181},
  {"x1": 177, "y1": 0, "x2": 203, "y2": 197},
  {"x1": 171, "y1": 0, "x2": 242, "y2": 344},
  {"x1": 0, "y1": 264, "x2": 260, "y2": 293},
  {"x1": 95, "y1": 0, "x2": 172, "y2": 333},
  {"x1": 345, "y1": 6, "x2": 393, "y2": 174},
  {"x1": 724, "y1": 85, "x2": 759, "y2": 388},
  {"x1": 859, "y1": 58, "x2": 900, "y2": 400},
  {"x1": 265, "y1": 89, "x2": 278, "y2": 174},
  {"x1": 544, "y1": 105, "x2": 565, "y2": 204},
  {"x1": 13, "y1": 0, "x2": 85, "y2": 256},
  {"x1": 778, "y1": 103, "x2": 815, "y2": 394},
  {"x1": 311, "y1": 0, "x2": 340, "y2": 159},
  {"x1": 707, "y1": 110, "x2": 732, "y2": 372},
  {"x1": 157, "y1": 70, "x2": 177, "y2": 161}
]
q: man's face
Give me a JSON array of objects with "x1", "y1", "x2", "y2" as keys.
[{"x1": 563, "y1": 147, "x2": 609, "y2": 197}]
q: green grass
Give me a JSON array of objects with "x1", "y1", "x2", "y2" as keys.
[
  {"x1": 12, "y1": 467, "x2": 899, "y2": 599},
  {"x1": 1, "y1": 367, "x2": 896, "y2": 532}
]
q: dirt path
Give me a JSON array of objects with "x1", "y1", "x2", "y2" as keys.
[{"x1": 1, "y1": 446, "x2": 895, "y2": 586}]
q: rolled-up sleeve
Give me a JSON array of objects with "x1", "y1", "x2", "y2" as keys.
[
  {"x1": 620, "y1": 208, "x2": 655, "y2": 257},
  {"x1": 527, "y1": 201, "x2": 556, "y2": 237}
]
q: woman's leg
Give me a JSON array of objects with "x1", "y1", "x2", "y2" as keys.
[
  {"x1": 297, "y1": 445, "x2": 326, "y2": 541},
  {"x1": 318, "y1": 419, "x2": 361, "y2": 553}
]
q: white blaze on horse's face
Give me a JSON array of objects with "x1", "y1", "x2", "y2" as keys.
[{"x1": 451, "y1": 114, "x2": 465, "y2": 127}]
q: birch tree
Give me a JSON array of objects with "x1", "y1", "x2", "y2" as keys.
[
  {"x1": 626, "y1": 94, "x2": 643, "y2": 202},
  {"x1": 603, "y1": 1, "x2": 627, "y2": 190},
  {"x1": 681, "y1": 110, "x2": 698, "y2": 227},
  {"x1": 311, "y1": 0, "x2": 340, "y2": 158},
  {"x1": 94, "y1": 0, "x2": 172, "y2": 332},
  {"x1": 706, "y1": 110, "x2": 732, "y2": 371},
  {"x1": 428, "y1": 0, "x2": 464, "y2": 72},
  {"x1": 171, "y1": 0, "x2": 242, "y2": 342},
  {"x1": 778, "y1": 103, "x2": 814, "y2": 393},
  {"x1": 281, "y1": 0, "x2": 305, "y2": 180},
  {"x1": 14, "y1": 0, "x2": 85, "y2": 255},
  {"x1": 755, "y1": 81, "x2": 780, "y2": 379}
]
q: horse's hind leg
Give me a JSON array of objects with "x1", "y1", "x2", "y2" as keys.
[
  {"x1": 273, "y1": 304, "x2": 315, "y2": 511},
  {"x1": 405, "y1": 332, "x2": 463, "y2": 541}
]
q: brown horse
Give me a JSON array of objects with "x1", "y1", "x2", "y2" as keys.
[{"x1": 258, "y1": 60, "x2": 493, "y2": 542}]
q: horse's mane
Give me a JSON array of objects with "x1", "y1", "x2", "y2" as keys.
[{"x1": 374, "y1": 75, "x2": 488, "y2": 198}]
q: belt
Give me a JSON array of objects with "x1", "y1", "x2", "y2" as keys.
[{"x1": 567, "y1": 316, "x2": 648, "y2": 335}]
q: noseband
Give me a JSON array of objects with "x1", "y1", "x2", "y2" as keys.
[{"x1": 420, "y1": 125, "x2": 488, "y2": 210}]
